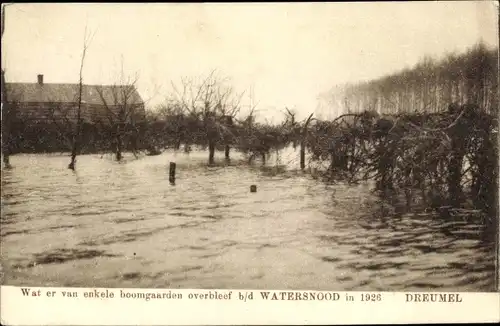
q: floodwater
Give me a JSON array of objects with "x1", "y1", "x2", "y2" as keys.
[{"x1": 1, "y1": 148, "x2": 498, "y2": 291}]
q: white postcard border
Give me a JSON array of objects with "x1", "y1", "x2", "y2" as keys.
[{"x1": 1, "y1": 286, "x2": 499, "y2": 325}]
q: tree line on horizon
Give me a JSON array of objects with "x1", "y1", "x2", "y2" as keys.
[{"x1": 326, "y1": 42, "x2": 498, "y2": 116}]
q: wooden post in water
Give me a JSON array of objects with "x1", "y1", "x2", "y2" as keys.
[
  {"x1": 250, "y1": 185, "x2": 257, "y2": 193},
  {"x1": 169, "y1": 162, "x2": 176, "y2": 185}
]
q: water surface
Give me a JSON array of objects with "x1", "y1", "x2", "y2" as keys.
[{"x1": 1, "y1": 150, "x2": 497, "y2": 291}]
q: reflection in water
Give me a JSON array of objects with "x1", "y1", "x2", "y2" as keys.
[{"x1": 0, "y1": 150, "x2": 497, "y2": 291}]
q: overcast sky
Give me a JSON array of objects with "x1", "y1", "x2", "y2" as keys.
[{"x1": 2, "y1": 2, "x2": 498, "y2": 121}]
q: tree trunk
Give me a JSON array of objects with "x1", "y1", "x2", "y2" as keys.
[
  {"x1": 67, "y1": 30, "x2": 87, "y2": 170},
  {"x1": 300, "y1": 113, "x2": 314, "y2": 171},
  {"x1": 116, "y1": 134, "x2": 123, "y2": 161},
  {"x1": 248, "y1": 153, "x2": 254, "y2": 164},
  {"x1": 2, "y1": 147, "x2": 10, "y2": 169},
  {"x1": 329, "y1": 152, "x2": 335, "y2": 172},
  {"x1": 300, "y1": 141, "x2": 306, "y2": 170},
  {"x1": 208, "y1": 139, "x2": 215, "y2": 165},
  {"x1": 348, "y1": 136, "x2": 356, "y2": 174},
  {"x1": 224, "y1": 144, "x2": 230, "y2": 161},
  {"x1": 68, "y1": 134, "x2": 78, "y2": 170},
  {"x1": 68, "y1": 108, "x2": 82, "y2": 170}
]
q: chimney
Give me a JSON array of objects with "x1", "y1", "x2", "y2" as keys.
[{"x1": 37, "y1": 74, "x2": 44, "y2": 85}]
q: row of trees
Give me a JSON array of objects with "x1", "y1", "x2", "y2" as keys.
[
  {"x1": 4, "y1": 90, "x2": 304, "y2": 169},
  {"x1": 4, "y1": 64, "x2": 320, "y2": 170},
  {"x1": 328, "y1": 42, "x2": 498, "y2": 115},
  {"x1": 3, "y1": 68, "x2": 298, "y2": 168},
  {"x1": 143, "y1": 78, "x2": 298, "y2": 166}
]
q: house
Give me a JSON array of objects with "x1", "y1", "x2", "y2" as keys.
[{"x1": 5, "y1": 74, "x2": 146, "y2": 125}]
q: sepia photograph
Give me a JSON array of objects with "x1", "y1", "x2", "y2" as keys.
[{"x1": 1, "y1": 1, "x2": 499, "y2": 294}]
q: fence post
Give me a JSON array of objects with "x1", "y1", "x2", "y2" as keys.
[{"x1": 169, "y1": 162, "x2": 176, "y2": 185}]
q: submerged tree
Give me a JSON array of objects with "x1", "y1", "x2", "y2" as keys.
[
  {"x1": 94, "y1": 70, "x2": 145, "y2": 161},
  {"x1": 47, "y1": 26, "x2": 94, "y2": 170},
  {"x1": 68, "y1": 27, "x2": 92, "y2": 170},
  {"x1": 167, "y1": 70, "x2": 244, "y2": 165},
  {"x1": 95, "y1": 85, "x2": 144, "y2": 161}
]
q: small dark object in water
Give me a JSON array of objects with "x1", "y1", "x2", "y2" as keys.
[
  {"x1": 169, "y1": 162, "x2": 176, "y2": 185},
  {"x1": 250, "y1": 185, "x2": 257, "y2": 193}
]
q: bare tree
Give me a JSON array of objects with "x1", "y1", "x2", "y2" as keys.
[
  {"x1": 167, "y1": 70, "x2": 244, "y2": 165},
  {"x1": 95, "y1": 73, "x2": 144, "y2": 161},
  {"x1": 48, "y1": 26, "x2": 94, "y2": 170},
  {"x1": 237, "y1": 106, "x2": 298, "y2": 166},
  {"x1": 68, "y1": 26, "x2": 93, "y2": 169}
]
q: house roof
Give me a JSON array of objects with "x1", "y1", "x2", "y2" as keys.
[{"x1": 5, "y1": 82, "x2": 144, "y2": 106}]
